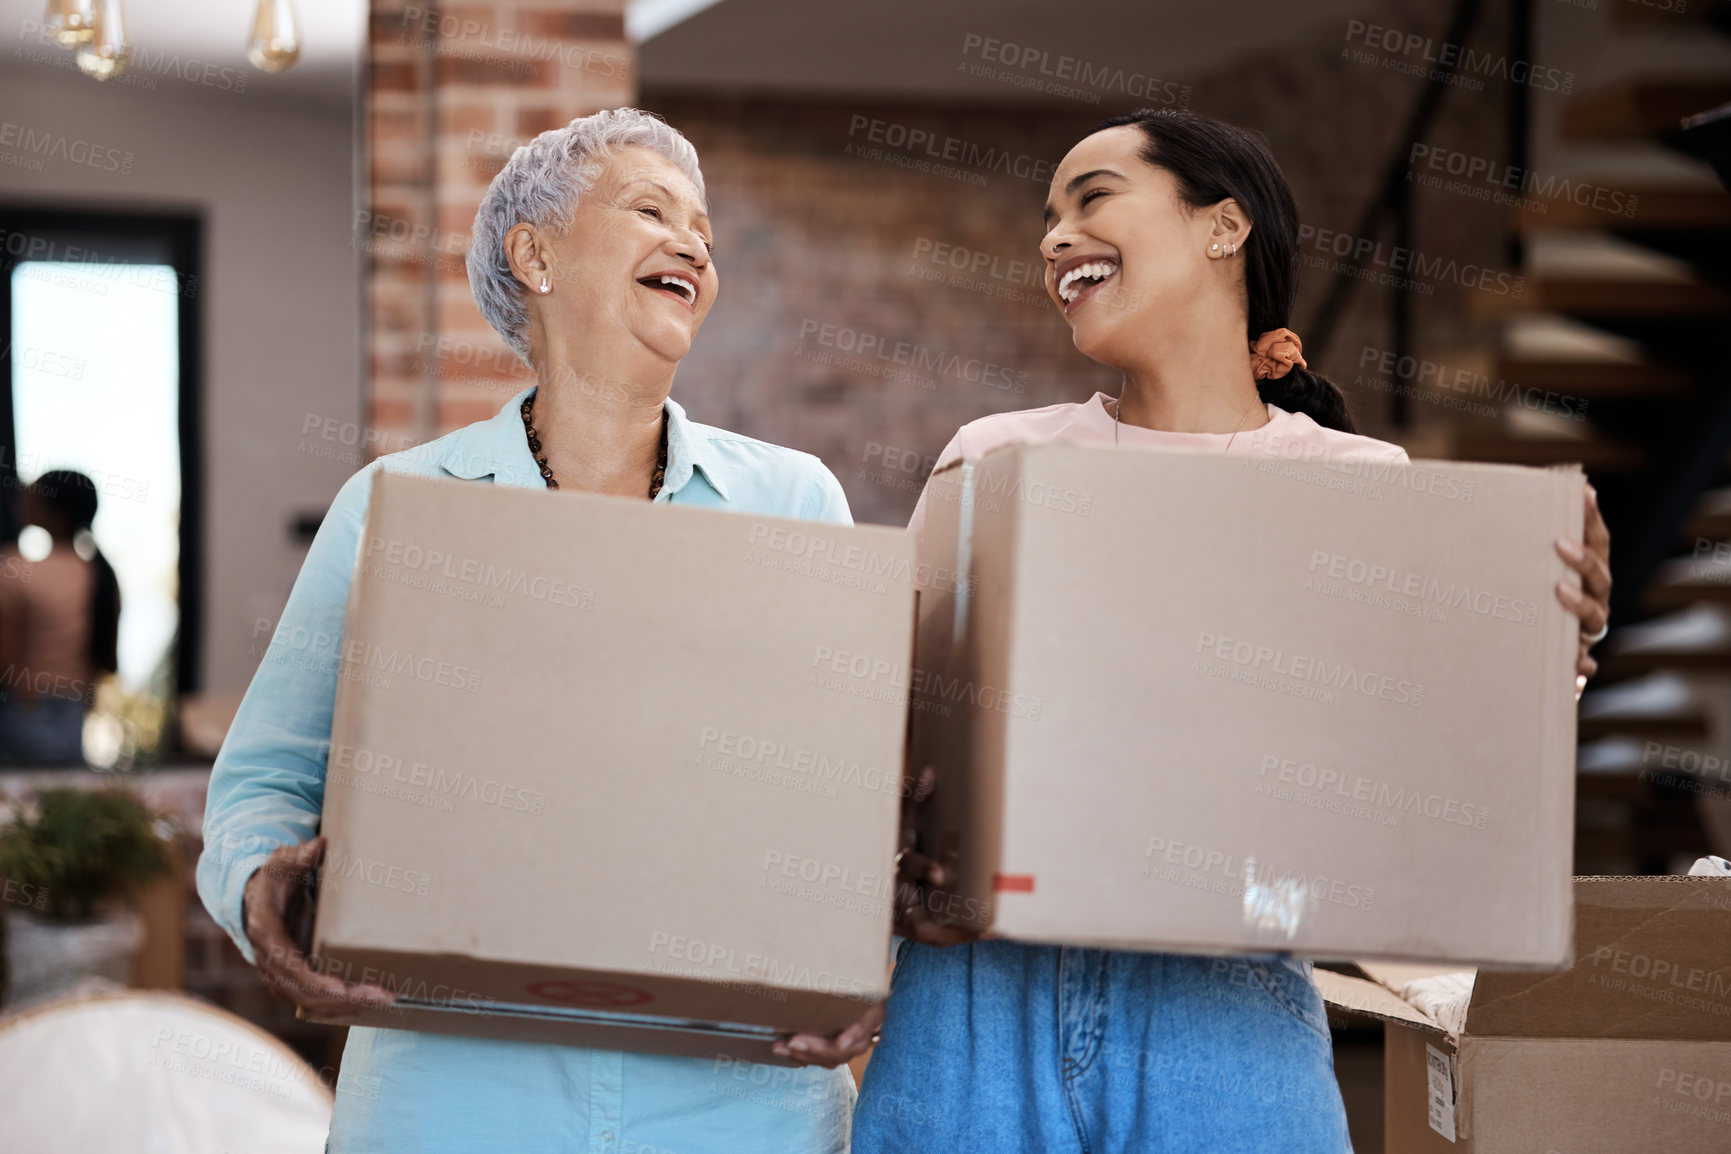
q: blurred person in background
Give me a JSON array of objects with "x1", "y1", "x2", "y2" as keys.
[
  {"x1": 781, "y1": 108, "x2": 1614, "y2": 1152},
  {"x1": 0, "y1": 470, "x2": 120, "y2": 766},
  {"x1": 198, "y1": 108, "x2": 861, "y2": 1154}
]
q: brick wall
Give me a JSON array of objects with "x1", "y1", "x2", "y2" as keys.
[
  {"x1": 641, "y1": 6, "x2": 1514, "y2": 527},
  {"x1": 363, "y1": 1, "x2": 1514, "y2": 528},
  {"x1": 365, "y1": 0, "x2": 634, "y2": 448}
]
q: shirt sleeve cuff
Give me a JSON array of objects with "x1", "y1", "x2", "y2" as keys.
[{"x1": 200, "y1": 845, "x2": 274, "y2": 967}]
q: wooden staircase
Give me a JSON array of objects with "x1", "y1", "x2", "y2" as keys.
[{"x1": 1433, "y1": 38, "x2": 1731, "y2": 873}]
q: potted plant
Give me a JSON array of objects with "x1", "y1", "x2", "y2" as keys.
[{"x1": 0, "y1": 786, "x2": 173, "y2": 1006}]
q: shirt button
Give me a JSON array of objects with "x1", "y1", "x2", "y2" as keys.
[{"x1": 601, "y1": 1131, "x2": 614, "y2": 1143}]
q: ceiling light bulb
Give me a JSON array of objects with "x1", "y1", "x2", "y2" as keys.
[
  {"x1": 246, "y1": 0, "x2": 300, "y2": 73},
  {"x1": 74, "y1": 0, "x2": 129, "y2": 80},
  {"x1": 44, "y1": 0, "x2": 96, "y2": 47}
]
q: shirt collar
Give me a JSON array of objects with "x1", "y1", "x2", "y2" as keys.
[{"x1": 437, "y1": 386, "x2": 732, "y2": 500}]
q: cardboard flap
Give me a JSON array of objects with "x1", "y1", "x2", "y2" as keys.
[
  {"x1": 1468, "y1": 876, "x2": 1731, "y2": 1041},
  {"x1": 1358, "y1": 961, "x2": 1474, "y2": 991},
  {"x1": 1316, "y1": 968, "x2": 1445, "y2": 1035}
]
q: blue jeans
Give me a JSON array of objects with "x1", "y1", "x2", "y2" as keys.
[{"x1": 853, "y1": 941, "x2": 1351, "y2": 1153}]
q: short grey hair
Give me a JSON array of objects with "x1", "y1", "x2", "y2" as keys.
[{"x1": 466, "y1": 107, "x2": 707, "y2": 365}]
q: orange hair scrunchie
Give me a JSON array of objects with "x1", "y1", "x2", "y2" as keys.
[{"x1": 1250, "y1": 328, "x2": 1307, "y2": 381}]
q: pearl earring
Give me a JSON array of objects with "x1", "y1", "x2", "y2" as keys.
[
  {"x1": 539, "y1": 278, "x2": 550, "y2": 294},
  {"x1": 1209, "y1": 243, "x2": 1220, "y2": 254}
]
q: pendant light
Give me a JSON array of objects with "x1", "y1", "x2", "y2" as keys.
[
  {"x1": 43, "y1": 0, "x2": 96, "y2": 47},
  {"x1": 74, "y1": 0, "x2": 129, "y2": 80},
  {"x1": 246, "y1": 0, "x2": 299, "y2": 73}
]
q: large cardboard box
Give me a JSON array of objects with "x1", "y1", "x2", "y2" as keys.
[
  {"x1": 310, "y1": 474, "x2": 916, "y2": 1063},
  {"x1": 910, "y1": 442, "x2": 1582, "y2": 964},
  {"x1": 1319, "y1": 876, "x2": 1731, "y2": 1152}
]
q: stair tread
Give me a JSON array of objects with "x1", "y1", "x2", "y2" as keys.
[
  {"x1": 1515, "y1": 186, "x2": 1731, "y2": 232},
  {"x1": 1684, "y1": 488, "x2": 1731, "y2": 541},
  {"x1": 1579, "y1": 671, "x2": 1700, "y2": 717},
  {"x1": 1645, "y1": 554, "x2": 1731, "y2": 609},
  {"x1": 1579, "y1": 714, "x2": 1711, "y2": 738},
  {"x1": 1442, "y1": 433, "x2": 1644, "y2": 471},
  {"x1": 1561, "y1": 79, "x2": 1731, "y2": 140},
  {"x1": 1473, "y1": 275, "x2": 1731, "y2": 318},
  {"x1": 1489, "y1": 355, "x2": 1692, "y2": 394},
  {"x1": 1651, "y1": 554, "x2": 1731, "y2": 584},
  {"x1": 1601, "y1": 606, "x2": 1731, "y2": 675},
  {"x1": 1615, "y1": 604, "x2": 1731, "y2": 648}
]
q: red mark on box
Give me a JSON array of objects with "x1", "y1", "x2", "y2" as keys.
[{"x1": 993, "y1": 873, "x2": 1035, "y2": 893}]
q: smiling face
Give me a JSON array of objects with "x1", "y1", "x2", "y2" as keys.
[
  {"x1": 509, "y1": 144, "x2": 717, "y2": 371},
  {"x1": 1041, "y1": 126, "x2": 1247, "y2": 370}
]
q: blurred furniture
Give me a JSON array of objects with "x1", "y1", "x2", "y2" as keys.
[
  {"x1": 177, "y1": 694, "x2": 244, "y2": 761},
  {"x1": 0, "y1": 988, "x2": 332, "y2": 1152},
  {"x1": 0, "y1": 768, "x2": 343, "y2": 1072}
]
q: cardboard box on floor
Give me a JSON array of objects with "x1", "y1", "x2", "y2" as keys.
[
  {"x1": 1318, "y1": 876, "x2": 1731, "y2": 1152},
  {"x1": 309, "y1": 473, "x2": 915, "y2": 1064},
  {"x1": 910, "y1": 441, "x2": 1581, "y2": 964}
]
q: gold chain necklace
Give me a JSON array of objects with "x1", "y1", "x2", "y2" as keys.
[
  {"x1": 1113, "y1": 390, "x2": 1263, "y2": 453},
  {"x1": 521, "y1": 394, "x2": 669, "y2": 499}
]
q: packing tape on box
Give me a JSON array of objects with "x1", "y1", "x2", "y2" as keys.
[
  {"x1": 951, "y1": 461, "x2": 977, "y2": 642},
  {"x1": 1240, "y1": 855, "x2": 1309, "y2": 940}
]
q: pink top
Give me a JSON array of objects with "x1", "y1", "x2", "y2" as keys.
[{"x1": 908, "y1": 391, "x2": 1410, "y2": 531}]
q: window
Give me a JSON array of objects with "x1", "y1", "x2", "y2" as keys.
[{"x1": 1, "y1": 210, "x2": 201, "y2": 766}]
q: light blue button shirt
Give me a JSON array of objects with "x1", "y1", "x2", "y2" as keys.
[{"x1": 198, "y1": 387, "x2": 857, "y2": 1153}]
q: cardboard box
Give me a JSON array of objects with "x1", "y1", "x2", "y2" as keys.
[
  {"x1": 310, "y1": 473, "x2": 915, "y2": 1063},
  {"x1": 1319, "y1": 876, "x2": 1731, "y2": 1152},
  {"x1": 910, "y1": 442, "x2": 1581, "y2": 964}
]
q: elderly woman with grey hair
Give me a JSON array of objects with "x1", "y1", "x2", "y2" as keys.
[{"x1": 199, "y1": 108, "x2": 860, "y2": 1152}]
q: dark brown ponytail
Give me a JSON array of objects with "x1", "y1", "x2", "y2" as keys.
[{"x1": 1092, "y1": 109, "x2": 1358, "y2": 434}]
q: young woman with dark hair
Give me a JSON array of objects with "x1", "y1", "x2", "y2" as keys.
[
  {"x1": 0, "y1": 470, "x2": 122, "y2": 765},
  {"x1": 780, "y1": 109, "x2": 1612, "y2": 1151}
]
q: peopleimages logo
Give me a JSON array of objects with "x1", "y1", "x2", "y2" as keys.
[
  {"x1": 845, "y1": 115, "x2": 1059, "y2": 187},
  {"x1": 341, "y1": 640, "x2": 482, "y2": 693},
  {"x1": 398, "y1": 6, "x2": 632, "y2": 79},
  {"x1": 328, "y1": 743, "x2": 547, "y2": 815},
  {"x1": 0, "y1": 122, "x2": 132, "y2": 172},
  {"x1": 958, "y1": 32, "x2": 1191, "y2": 107},
  {"x1": 16, "y1": 21, "x2": 249, "y2": 93},
  {"x1": 1307, "y1": 550, "x2": 1541, "y2": 626},
  {"x1": 1655, "y1": 1067, "x2": 1731, "y2": 1107},
  {"x1": 1297, "y1": 223, "x2": 1523, "y2": 298},
  {"x1": 1343, "y1": 19, "x2": 1575, "y2": 93},
  {"x1": 812, "y1": 646, "x2": 1045, "y2": 721},
  {"x1": 647, "y1": 930, "x2": 875, "y2": 999},
  {"x1": 319, "y1": 848, "x2": 433, "y2": 898},
  {"x1": 1357, "y1": 345, "x2": 1588, "y2": 421},
  {"x1": 1141, "y1": 836, "x2": 1376, "y2": 911},
  {"x1": 697, "y1": 726, "x2": 903, "y2": 797},
  {"x1": 1256, "y1": 754, "x2": 1489, "y2": 830},
  {"x1": 1408, "y1": 144, "x2": 1638, "y2": 219},
  {"x1": 1193, "y1": 631, "x2": 1425, "y2": 707},
  {"x1": 365, "y1": 535, "x2": 596, "y2": 611},
  {"x1": 796, "y1": 318, "x2": 1029, "y2": 394},
  {"x1": 1588, "y1": 946, "x2": 1731, "y2": 998},
  {"x1": 1244, "y1": 441, "x2": 1479, "y2": 504}
]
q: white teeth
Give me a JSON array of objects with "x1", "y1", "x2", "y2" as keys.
[
  {"x1": 1057, "y1": 259, "x2": 1119, "y2": 303},
  {"x1": 655, "y1": 274, "x2": 696, "y2": 303}
]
